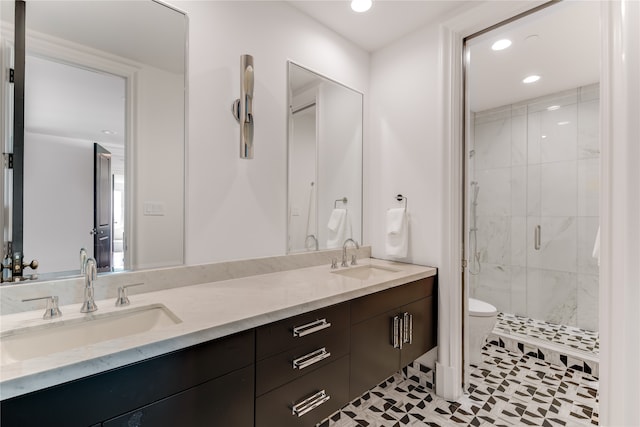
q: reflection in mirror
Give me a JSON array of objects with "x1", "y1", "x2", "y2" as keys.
[
  {"x1": 0, "y1": 0, "x2": 186, "y2": 281},
  {"x1": 287, "y1": 62, "x2": 363, "y2": 253}
]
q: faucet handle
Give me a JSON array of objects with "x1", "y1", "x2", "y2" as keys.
[
  {"x1": 330, "y1": 258, "x2": 338, "y2": 269},
  {"x1": 23, "y1": 295, "x2": 62, "y2": 319},
  {"x1": 116, "y1": 283, "x2": 144, "y2": 307},
  {"x1": 351, "y1": 254, "x2": 358, "y2": 266}
]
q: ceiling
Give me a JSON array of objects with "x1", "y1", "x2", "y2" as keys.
[
  {"x1": 287, "y1": 0, "x2": 470, "y2": 52},
  {"x1": 467, "y1": 0, "x2": 600, "y2": 112}
]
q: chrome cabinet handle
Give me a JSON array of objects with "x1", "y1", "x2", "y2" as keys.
[
  {"x1": 403, "y1": 312, "x2": 413, "y2": 344},
  {"x1": 292, "y1": 318, "x2": 331, "y2": 337},
  {"x1": 292, "y1": 347, "x2": 331, "y2": 370},
  {"x1": 535, "y1": 225, "x2": 541, "y2": 250},
  {"x1": 392, "y1": 315, "x2": 402, "y2": 349},
  {"x1": 291, "y1": 390, "x2": 331, "y2": 417}
]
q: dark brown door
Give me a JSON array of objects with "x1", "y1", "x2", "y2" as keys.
[{"x1": 94, "y1": 143, "x2": 111, "y2": 272}]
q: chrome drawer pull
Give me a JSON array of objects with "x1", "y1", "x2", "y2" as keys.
[
  {"x1": 403, "y1": 312, "x2": 413, "y2": 344},
  {"x1": 292, "y1": 347, "x2": 331, "y2": 370},
  {"x1": 392, "y1": 315, "x2": 401, "y2": 349},
  {"x1": 292, "y1": 318, "x2": 331, "y2": 337},
  {"x1": 291, "y1": 390, "x2": 331, "y2": 417}
]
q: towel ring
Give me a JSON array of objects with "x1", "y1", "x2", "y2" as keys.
[
  {"x1": 334, "y1": 197, "x2": 348, "y2": 208},
  {"x1": 396, "y1": 194, "x2": 407, "y2": 211}
]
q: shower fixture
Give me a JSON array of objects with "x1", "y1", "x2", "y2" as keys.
[
  {"x1": 469, "y1": 181, "x2": 481, "y2": 275},
  {"x1": 232, "y1": 54, "x2": 254, "y2": 159}
]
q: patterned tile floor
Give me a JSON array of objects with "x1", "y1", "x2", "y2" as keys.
[
  {"x1": 318, "y1": 343, "x2": 599, "y2": 426},
  {"x1": 495, "y1": 313, "x2": 599, "y2": 354}
]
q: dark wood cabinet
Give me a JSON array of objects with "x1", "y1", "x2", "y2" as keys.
[
  {"x1": 255, "y1": 355, "x2": 350, "y2": 427},
  {"x1": 1, "y1": 274, "x2": 437, "y2": 427},
  {"x1": 349, "y1": 277, "x2": 437, "y2": 399},
  {"x1": 103, "y1": 364, "x2": 254, "y2": 427},
  {"x1": 0, "y1": 330, "x2": 255, "y2": 427}
]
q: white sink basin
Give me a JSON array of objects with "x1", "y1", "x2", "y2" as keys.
[
  {"x1": 332, "y1": 265, "x2": 400, "y2": 280},
  {"x1": 0, "y1": 304, "x2": 181, "y2": 365}
]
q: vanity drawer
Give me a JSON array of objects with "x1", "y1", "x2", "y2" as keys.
[
  {"x1": 351, "y1": 276, "x2": 435, "y2": 324},
  {"x1": 256, "y1": 302, "x2": 349, "y2": 360},
  {"x1": 255, "y1": 355, "x2": 349, "y2": 427},
  {"x1": 256, "y1": 327, "x2": 349, "y2": 396}
]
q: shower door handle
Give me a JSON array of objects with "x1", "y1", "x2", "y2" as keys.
[{"x1": 534, "y1": 225, "x2": 541, "y2": 250}]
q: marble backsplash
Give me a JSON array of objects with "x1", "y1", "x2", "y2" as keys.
[
  {"x1": 0, "y1": 246, "x2": 372, "y2": 315},
  {"x1": 469, "y1": 84, "x2": 600, "y2": 332}
]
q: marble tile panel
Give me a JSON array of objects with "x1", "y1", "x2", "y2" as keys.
[
  {"x1": 578, "y1": 158, "x2": 599, "y2": 217},
  {"x1": 527, "y1": 165, "x2": 541, "y2": 216},
  {"x1": 577, "y1": 274, "x2": 599, "y2": 332},
  {"x1": 474, "y1": 118, "x2": 512, "y2": 170},
  {"x1": 476, "y1": 168, "x2": 511, "y2": 216},
  {"x1": 541, "y1": 161, "x2": 578, "y2": 217},
  {"x1": 539, "y1": 104, "x2": 578, "y2": 163},
  {"x1": 527, "y1": 216, "x2": 577, "y2": 273},
  {"x1": 527, "y1": 269, "x2": 578, "y2": 327},
  {"x1": 578, "y1": 217, "x2": 600, "y2": 276},
  {"x1": 511, "y1": 165, "x2": 527, "y2": 216},
  {"x1": 510, "y1": 266, "x2": 527, "y2": 316},
  {"x1": 578, "y1": 100, "x2": 600, "y2": 159},
  {"x1": 527, "y1": 111, "x2": 542, "y2": 165},
  {"x1": 510, "y1": 217, "x2": 527, "y2": 267},
  {"x1": 511, "y1": 114, "x2": 527, "y2": 166},
  {"x1": 579, "y1": 83, "x2": 600, "y2": 103},
  {"x1": 526, "y1": 88, "x2": 578, "y2": 114},
  {"x1": 474, "y1": 263, "x2": 512, "y2": 313},
  {"x1": 474, "y1": 105, "x2": 512, "y2": 125},
  {"x1": 477, "y1": 215, "x2": 511, "y2": 265}
]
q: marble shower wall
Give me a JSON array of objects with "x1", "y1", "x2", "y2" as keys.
[{"x1": 469, "y1": 84, "x2": 600, "y2": 332}]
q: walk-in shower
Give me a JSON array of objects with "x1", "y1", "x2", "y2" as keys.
[{"x1": 464, "y1": 1, "x2": 600, "y2": 368}]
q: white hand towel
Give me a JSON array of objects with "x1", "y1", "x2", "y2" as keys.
[
  {"x1": 327, "y1": 209, "x2": 346, "y2": 232},
  {"x1": 386, "y1": 208, "x2": 408, "y2": 258},
  {"x1": 327, "y1": 209, "x2": 351, "y2": 248}
]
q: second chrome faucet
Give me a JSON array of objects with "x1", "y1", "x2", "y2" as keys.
[{"x1": 80, "y1": 257, "x2": 98, "y2": 313}]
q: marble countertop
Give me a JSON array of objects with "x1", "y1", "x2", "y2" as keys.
[{"x1": 0, "y1": 258, "x2": 436, "y2": 400}]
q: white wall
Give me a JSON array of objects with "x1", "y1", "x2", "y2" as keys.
[
  {"x1": 369, "y1": 26, "x2": 442, "y2": 267},
  {"x1": 133, "y1": 65, "x2": 184, "y2": 269},
  {"x1": 175, "y1": 1, "x2": 369, "y2": 264}
]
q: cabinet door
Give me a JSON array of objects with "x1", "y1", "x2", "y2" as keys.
[
  {"x1": 400, "y1": 296, "x2": 437, "y2": 367},
  {"x1": 103, "y1": 365, "x2": 254, "y2": 427},
  {"x1": 255, "y1": 356, "x2": 349, "y2": 427},
  {"x1": 350, "y1": 309, "x2": 400, "y2": 399}
]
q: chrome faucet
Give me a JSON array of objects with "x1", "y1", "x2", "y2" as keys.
[
  {"x1": 305, "y1": 234, "x2": 319, "y2": 251},
  {"x1": 79, "y1": 247, "x2": 87, "y2": 274},
  {"x1": 342, "y1": 238, "x2": 360, "y2": 267},
  {"x1": 80, "y1": 257, "x2": 98, "y2": 313}
]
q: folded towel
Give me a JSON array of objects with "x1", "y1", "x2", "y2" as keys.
[
  {"x1": 386, "y1": 208, "x2": 405, "y2": 235},
  {"x1": 327, "y1": 209, "x2": 346, "y2": 232},
  {"x1": 592, "y1": 226, "x2": 600, "y2": 266},
  {"x1": 386, "y1": 209, "x2": 408, "y2": 258},
  {"x1": 327, "y1": 209, "x2": 351, "y2": 248}
]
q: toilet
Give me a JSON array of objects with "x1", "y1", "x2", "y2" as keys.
[{"x1": 468, "y1": 298, "x2": 498, "y2": 366}]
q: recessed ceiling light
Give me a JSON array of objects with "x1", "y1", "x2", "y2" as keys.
[
  {"x1": 351, "y1": 0, "x2": 372, "y2": 13},
  {"x1": 102, "y1": 130, "x2": 117, "y2": 135},
  {"x1": 558, "y1": 121, "x2": 570, "y2": 126},
  {"x1": 547, "y1": 105, "x2": 560, "y2": 111},
  {"x1": 522, "y1": 75, "x2": 540, "y2": 84},
  {"x1": 491, "y1": 39, "x2": 512, "y2": 51}
]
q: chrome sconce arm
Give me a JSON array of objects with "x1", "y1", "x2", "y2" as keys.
[{"x1": 232, "y1": 54, "x2": 254, "y2": 159}]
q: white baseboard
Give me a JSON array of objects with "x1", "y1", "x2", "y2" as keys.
[{"x1": 435, "y1": 361, "x2": 462, "y2": 400}]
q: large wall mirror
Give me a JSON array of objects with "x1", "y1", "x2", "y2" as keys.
[
  {"x1": 287, "y1": 62, "x2": 363, "y2": 253},
  {"x1": 0, "y1": 1, "x2": 186, "y2": 282}
]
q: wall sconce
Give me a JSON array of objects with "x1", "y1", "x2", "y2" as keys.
[{"x1": 231, "y1": 54, "x2": 254, "y2": 159}]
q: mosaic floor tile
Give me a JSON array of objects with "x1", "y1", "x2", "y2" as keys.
[{"x1": 318, "y1": 342, "x2": 599, "y2": 427}]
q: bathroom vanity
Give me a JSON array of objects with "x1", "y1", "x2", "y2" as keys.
[{"x1": 0, "y1": 260, "x2": 436, "y2": 426}]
